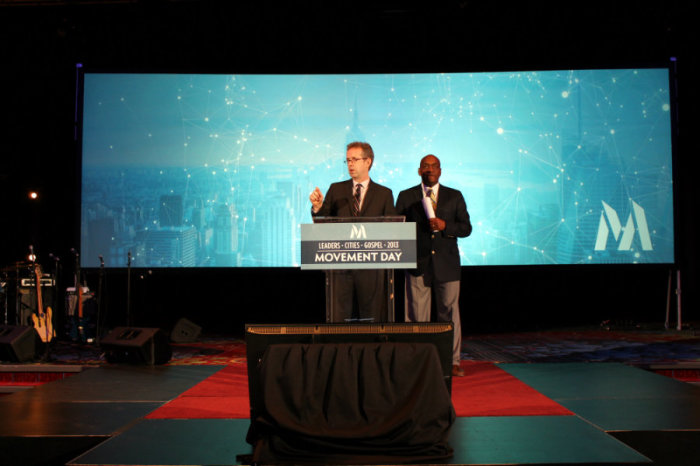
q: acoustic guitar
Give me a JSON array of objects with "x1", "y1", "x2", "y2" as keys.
[{"x1": 31, "y1": 263, "x2": 54, "y2": 343}]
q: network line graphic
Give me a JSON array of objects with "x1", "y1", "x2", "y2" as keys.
[{"x1": 81, "y1": 69, "x2": 673, "y2": 268}]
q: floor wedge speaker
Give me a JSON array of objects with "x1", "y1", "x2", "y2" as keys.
[
  {"x1": 245, "y1": 322, "x2": 454, "y2": 417},
  {"x1": 0, "y1": 325, "x2": 38, "y2": 362},
  {"x1": 101, "y1": 327, "x2": 172, "y2": 365},
  {"x1": 244, "y1": 323, "x2": 456, "y2": 463},
  {"x1": 170, "y1": 318, "x2": 202, "y2": 343}
]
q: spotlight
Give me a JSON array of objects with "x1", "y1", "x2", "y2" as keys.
[{"x1": 28, "y1": 191, "x2": 39, "y2": 200}]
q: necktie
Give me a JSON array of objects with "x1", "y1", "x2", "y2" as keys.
[
  {"x1": 426, "y1": 188, "x2": 437, "y2": 212},
  {"x1": 353, "y1": 184, "x2": 362, "y2": 216}
]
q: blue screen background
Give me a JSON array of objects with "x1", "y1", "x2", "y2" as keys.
[{"x1": 81, "y1": 70, "x2": 674, "y2": 268}]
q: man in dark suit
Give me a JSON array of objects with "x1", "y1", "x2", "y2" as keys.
[
  {"x1": 310, "y1": 141, "x2": 396, "y2": 322},
  {"x1": 396, "y1": 154, "x2": 472, "y2": 376}
]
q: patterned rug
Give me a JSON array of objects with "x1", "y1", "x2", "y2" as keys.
[
  {"x1": 43, "y1": 339, "x2": 248, "y2": 366},
  {"x1": 24, "y1": 326, "x2": 700, "y2": 370},
  {"x1": 462, "y1": 328, "x2": 700, "y2": 365}
]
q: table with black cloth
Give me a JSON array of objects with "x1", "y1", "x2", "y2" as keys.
[{"x1": 246, "y1": 341, "x2": 455, "y2": 464}]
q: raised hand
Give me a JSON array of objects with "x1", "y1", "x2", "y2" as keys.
[{"x1": 309, "y1": 187, "x2": 324, "y2": 212}]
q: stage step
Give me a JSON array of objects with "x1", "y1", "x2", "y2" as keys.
[{"x1": 0, "y1": 364, "x2": 83, "y2": 395}]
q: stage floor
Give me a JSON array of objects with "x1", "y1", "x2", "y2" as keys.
[{"x1": 1, "y1": 327, "x2": 699, "y2": 465}]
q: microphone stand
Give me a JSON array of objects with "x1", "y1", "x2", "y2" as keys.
[
  {"x1": 48, "y1": 253, "x2": 61, "y2": 341},
  {"x1": 2, "y1": 275, "x2": 6, "y2": 326},
  {"x1": 71, "y1": 249, "x2": 85, "y2": 344},
  {"x1": 95, "y1": 255, "x2": 105, "y2": 345},
  {"x1": 126, "y1": 251, "x2": 132, "y2": 327}
]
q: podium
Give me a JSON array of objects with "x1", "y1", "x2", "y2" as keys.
[{"x1": 301, "y1": 217, "x2": 416, "y2": 322}]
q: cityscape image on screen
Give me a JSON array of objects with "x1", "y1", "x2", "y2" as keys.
[{"x1": 80, "y1": 69, "x2": 674, "y2": 268}]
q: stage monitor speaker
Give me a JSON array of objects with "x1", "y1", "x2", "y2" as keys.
[
  {"x1": 0, "y1": 325, "x2": 38, "y2": 362},
  {"x1": 101, "y1": 327, "x2": 172, "y2": 365},
  {"x1": 18, "y1": 286, "x2": 55, "y2": 326},
  {"x1": 244, "y1": 322, "x2": 456, "y2": 463},
  {"x1": 245, "y1": 322, "x2": 454, "y2": 417},
  {"x1": 170, "y1": 318, "x2": 202, "y2": 343}
]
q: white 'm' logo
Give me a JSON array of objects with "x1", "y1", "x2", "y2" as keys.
[
  {"x1": 594, "y1": 201, "x2": 653, "y2": 251},
  {"x1": 350, "y1": 224, "x2": 367, "y2": 239}
]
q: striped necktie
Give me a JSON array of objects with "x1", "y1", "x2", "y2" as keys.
[{"x1": 352, "y1": 184, "x2": 362, "y2": 216}]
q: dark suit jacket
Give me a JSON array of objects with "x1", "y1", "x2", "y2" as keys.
[
  {"x1": 313, "y1": 179, "x2": 397, "y2": 218},
  {"x1": 396, "y1": 184, "x2": 472, "y2": 283}
]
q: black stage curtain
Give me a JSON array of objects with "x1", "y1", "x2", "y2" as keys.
[{"x1": 247, "y1": 342, "x2": 455, "y2": 464}]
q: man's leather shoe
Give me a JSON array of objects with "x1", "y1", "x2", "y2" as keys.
[{"x1": 452, "y1": 364, "x2": 465, "y2": 377}]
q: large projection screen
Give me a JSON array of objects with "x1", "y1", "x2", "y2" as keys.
[{"x1": 80, "y1": 69, "x2": 674, "y2": 268}]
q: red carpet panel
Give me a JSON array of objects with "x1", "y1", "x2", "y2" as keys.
[{"x1": 147, "y1": 361, "x2": 572, "y2": 420}]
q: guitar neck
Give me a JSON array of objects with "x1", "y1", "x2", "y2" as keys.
[{"x1": 34, "y1": 264, "x2": 44, "y2": 314}]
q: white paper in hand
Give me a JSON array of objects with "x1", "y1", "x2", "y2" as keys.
[{"x1": 422, "y1": 196, "x2": 436, "y2": 219}]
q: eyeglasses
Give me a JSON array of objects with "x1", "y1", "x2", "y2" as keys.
[{"x1": 344, "y1": 157, "x2": 368, "y2": 165}]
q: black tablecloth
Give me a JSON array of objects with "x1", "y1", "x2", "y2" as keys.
[{"x1": 247, "y1": 342, "x2": 455, "y2": 464}]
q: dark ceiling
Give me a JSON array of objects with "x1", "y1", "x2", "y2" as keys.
[{"x1": 1, "y1": 1, "x2": 694, "y2": 73}]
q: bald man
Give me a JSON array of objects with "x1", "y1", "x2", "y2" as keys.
[{"x1": 396, "y1": 154, "x2": 472, "y2": 376}]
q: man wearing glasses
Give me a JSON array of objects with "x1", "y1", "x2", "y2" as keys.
[{"x1": 310, "y1": 141, "x2": 396, "y2": 322}]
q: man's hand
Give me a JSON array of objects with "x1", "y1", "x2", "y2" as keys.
[
  {"x1": 309, "y1": 187, "x2": 324, "y2": 213},
  {"x1": 429, "y1": 217, "x2": 446, "y2": 231}
]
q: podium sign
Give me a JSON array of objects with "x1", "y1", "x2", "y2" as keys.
[{"x1": 301, "y1": 221, "x2": 417, "y2": 270}]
